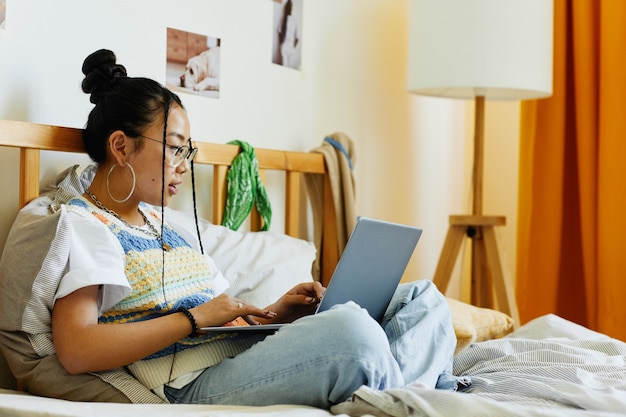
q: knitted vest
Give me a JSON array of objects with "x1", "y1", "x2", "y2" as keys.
[{"x1": 67, "y1": 198, "x2": 261, "y2": 389}]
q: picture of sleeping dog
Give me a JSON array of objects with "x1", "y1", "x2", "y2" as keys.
[{"x1": 179, "y1": 47, "x2": 221, "y2": 91}]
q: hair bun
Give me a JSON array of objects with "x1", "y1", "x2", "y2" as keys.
[{"x1": 81, "y1": 49, "x2": 128, "y2": 104}]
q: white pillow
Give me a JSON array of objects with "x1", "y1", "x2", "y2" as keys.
[{"x1": 165, "y1": 208, "x2": 316, "y2": 307}]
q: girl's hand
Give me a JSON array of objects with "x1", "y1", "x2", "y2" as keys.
[
  {"x1": 261, "y1": 281, "x2": 326, "y2": 324},
  {"x1": 190, "y1": 294, "x2": 277, "y2": 327}
]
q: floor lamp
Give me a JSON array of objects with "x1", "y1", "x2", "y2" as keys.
[{"x1": 406, "y1": 0, "x2": 553, "y2": 324}]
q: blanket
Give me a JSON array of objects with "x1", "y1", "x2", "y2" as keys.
[{"x1": 332, "y1": 314, "x2": 626, "y2": 416}]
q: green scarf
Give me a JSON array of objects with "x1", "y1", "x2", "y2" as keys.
[{"x1": 221, "y1": 140, "x2": 272, "y2": 231}]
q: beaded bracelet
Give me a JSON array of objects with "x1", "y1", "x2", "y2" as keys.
[{"x1": 178, "y1": 307, "x2": 199, "y2": 338}]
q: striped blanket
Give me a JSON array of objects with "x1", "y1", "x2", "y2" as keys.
[{"x1": 332, "y1": 314, "x2": 626, "y2": 416}]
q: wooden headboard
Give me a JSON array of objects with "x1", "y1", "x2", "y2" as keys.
[{"x1": 0, "y1": 119, "x2": 339, "y2": 286}]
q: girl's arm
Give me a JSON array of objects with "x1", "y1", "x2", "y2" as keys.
[{"x1": 52, "y1": 285, "x2": 275, "y2": 374}]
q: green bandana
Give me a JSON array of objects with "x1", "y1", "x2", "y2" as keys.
[{"x1": 221, "y1": 140, "x2": 272, "y2": 231}]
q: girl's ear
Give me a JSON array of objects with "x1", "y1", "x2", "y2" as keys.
[{"x1": 108, "y1": 131, "x2": 131, "y2": 166}]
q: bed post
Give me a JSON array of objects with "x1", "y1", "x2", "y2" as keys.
[
  {"x1": 19, "y1": 148, "x2": 41, "y2": 209},
  {"x1": 320, "y1": 173, "x2": 339, "y2": 287}
]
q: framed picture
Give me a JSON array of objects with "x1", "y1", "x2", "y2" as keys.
[
  {"x1": 166, "y1": 27, "x2": 221, "y2": 98},
  {"x1": 272, "y1": 0, "x2": 303, "y2": 70}
]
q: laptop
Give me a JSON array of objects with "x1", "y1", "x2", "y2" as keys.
[{"x1": 200, "y1": 217, "x2": 422, "y2": 333}]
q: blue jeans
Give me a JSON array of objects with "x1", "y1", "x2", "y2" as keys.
[{"x1": 165, "y1": 280, "x2": 457, "y2": 408}]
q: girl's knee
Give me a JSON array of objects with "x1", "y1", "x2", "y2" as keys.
[
  {"x1": 392, "y1": 280, "x2": 449, "y2": 314},
  {"x1": 315, "y1": 304, "x2": 403, "y2": 391},
  {"x1": 317, "y1": 303, "x2": 391, "y2": 355}
]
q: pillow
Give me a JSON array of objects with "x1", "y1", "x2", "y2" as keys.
[{"x1": 446, "y1": 297, "x2": 514, "y2": 355}]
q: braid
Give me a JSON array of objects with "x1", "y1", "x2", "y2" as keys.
[
  {"x1": 159, "y1": 96, "x2": 177, "y2": 386},
  {"x1": 159, "y1": 97, "x2": 170, "y2": 314},
  {"x1": 160, "y1": 98, "x2": 170, "y2": 243},
  {"x1": 189, "y1": 157, "x2": 204, "y2": 254}
]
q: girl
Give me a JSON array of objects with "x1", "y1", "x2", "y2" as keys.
[{"x1": 43, "y1": 49, "x2": 457, "y2": 407}]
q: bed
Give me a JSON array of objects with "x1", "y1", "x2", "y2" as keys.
[{"x1": 0, "y1": 119, "x2": 625, "y2": 417}]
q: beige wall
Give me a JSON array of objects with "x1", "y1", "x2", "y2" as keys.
[
  {"x1": 0, "y1": 0, "x2": 521, "y2": 288},
  {"x1": 0, "y1": 0, "x2": 521, "y2": 388}
]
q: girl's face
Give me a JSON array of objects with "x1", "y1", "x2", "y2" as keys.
[{"x1": 129, "y1": 105, "x2": 192, "y2": 207}]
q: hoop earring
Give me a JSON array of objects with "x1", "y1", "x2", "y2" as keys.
[{"x1": 107, "y1": 163, "x2": 136, "y2": 203}]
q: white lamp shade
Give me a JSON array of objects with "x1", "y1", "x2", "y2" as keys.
[{"x1": 407, "y1": 0, "x2": 553, "y2": 100}]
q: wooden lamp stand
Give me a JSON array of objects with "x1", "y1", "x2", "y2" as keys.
[{"x1": 432, "y1": 96, "x2": 520, "y2": 325}]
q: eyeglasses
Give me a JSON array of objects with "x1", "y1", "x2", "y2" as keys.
[{"x1": 138, "y1": 135, "x2": 198, "y2": 167}]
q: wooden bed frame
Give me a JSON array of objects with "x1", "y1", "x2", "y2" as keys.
[{"x1": 0, "y1": 119, "x2": 339, "y2": 286}]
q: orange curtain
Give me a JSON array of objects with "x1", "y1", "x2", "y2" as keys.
[{"x1": 517, "y1": 0, "x2": 626, "y2": 341}]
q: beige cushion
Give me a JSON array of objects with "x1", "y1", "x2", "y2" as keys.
[{"x1": 446, "y1": 297, "x2": 514, "y2": 355}]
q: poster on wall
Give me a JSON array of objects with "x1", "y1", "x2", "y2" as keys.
[
  {"x1": 166, "y1": 27, "x2": 221, "y2": 99},
  {"x1": 272, "y1": 0, "x2": 302, "y2": 70},
  {"x1": 0, "y1": 0, "x2": 7, "y2": 30}
]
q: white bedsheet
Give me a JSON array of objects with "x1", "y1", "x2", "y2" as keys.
[
  {"x1": 332, "y1": 314, "x2": 626, "y2": 417},
  {"x1": 0, "y1": 389, "x2": 337, "y2": 417}
]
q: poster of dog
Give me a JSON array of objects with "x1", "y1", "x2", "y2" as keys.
[{"x1": 166, "y1": 28, "x2": 221, "y2": 98}]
